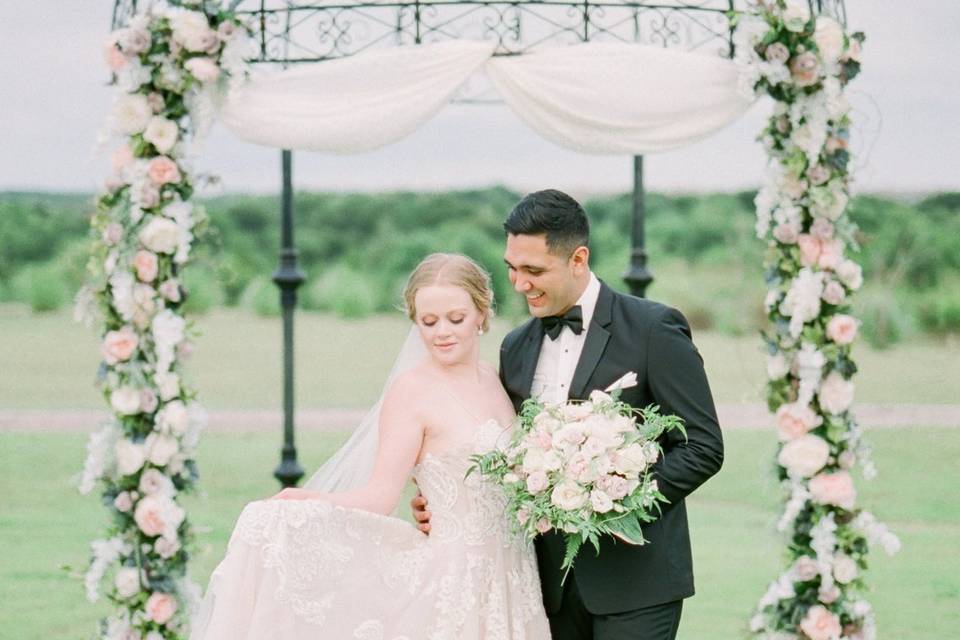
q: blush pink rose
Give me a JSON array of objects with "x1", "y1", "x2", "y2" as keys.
[
  {"x1": 145, "y1": 591, "x2": 177, "y2": 625},
  {"x1": 140, "y1": 388, "x2": 159, "y2": 414},
  {"x1": 793, "y1": 555, "x2": 819, "y2": 581},
  {"x1": 104, "y1": 39, "x2": 127, "y2": 71},
  {"x1": 826, "y1": 314, "x2": 858, "y2": 345},
  {"x1": 817, "y1": 239, "x2": 844, "y2": 270},
  {"x1": 133, "y1": 250, "x2": 159, "y2": 282},
  {"x1": 821, "y1": 280, "x2": 846, "y2": 305},
  {"x1": 102, "y1": 223, "x2": 124, "y2": 246},
  {"x1": 535, "y1": 518, "x2": 552, "y2": 534},
  {"x1": 102, "y1": 326, "x2": 139, "y2": 364},
  {"x1": 800, "y1": 605, "x2": 842, "y2": 640},
  {"x1": 111, "y1": 143, "x2": 134, "y2": 173},
  {"x1": 798, "y1": 234, "x2": 822, "y2": 267},
  {"x1": 775, "y1": 403, "x2": 823, "y2": 441},
  {"x1": 809, "y1": 471, "x2": 857, "y2": 510},
  {"x1": 134, "y1": 495, "x2": 168, "y2": 537},
  {"x1": 818, "y1": 584, "x2": 841, "y2": 604},
  {"x1": 807, "y1": 164, "x2": 831, "y2": 186},
  {"x1": 159, "y1": 279, "x2": 182, "y2": 303},
  {"x1": 810, "y1": 217, "x2": 835, "y2": 240},
  {"x1": 147, "y1": 156, "x2": 181, "y2": 185},
  {"x1": 526, "y1": 470, "x2": 549, "y2": 494},
  {"x1": 789, "y1": 51, "x2": 820, "y2": 87},
  {"x1": 184, "y1": 57, "x2": 221, "y2": 83},
  {"x1": 773, "y1": 221, "x2": 801, "y2": 244}
]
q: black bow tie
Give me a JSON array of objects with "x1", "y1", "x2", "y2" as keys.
[{"x1": 540, "y1": 305, "x2": 584, "y2": 341}]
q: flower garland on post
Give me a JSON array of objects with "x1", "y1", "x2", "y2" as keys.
[
  {"x1": 75, "y1": 2, "x2": 250, "y2": 638},
  {"x1": 731, "y1": 3, "x2": 900, "y2": 639}
]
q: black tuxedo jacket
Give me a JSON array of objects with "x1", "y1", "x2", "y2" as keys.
[{"x1": 499, "y1": 281, "x2": 724, "y2": 615}]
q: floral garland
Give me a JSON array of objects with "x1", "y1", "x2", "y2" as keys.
[
  {"x1": 75, "y1": 2, "x2": 251, "y2": 638},
  {"x1": 732, "y1": 3, "x2": 899, "y2": 640}
]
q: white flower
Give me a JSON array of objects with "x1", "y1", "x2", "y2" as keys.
[
  {"x1": 154, "y1": 536, "x2": 181, "y2": 560},
  {"x1": 139, "y1": 217, "x2": 181, "y2": 254},
  {"x1": 79, "y1": 422, "x2": 120, "y2": 495},
  {"x1": 780, "y1": 269, "x2": 825, "y2": 338},
  {"x1": 563, "y1": 402, "x2": 594, "y2": 421},
  {"x1": 613, "y1": 443, "x2": 647, "y2": 476},
  {"x1": 795, "y1": 342, "x2": 826, "y2": 406},
  {"x1": 589, "y1": 489, "x2": 614, "y2": 513},
  {"x1": 116, "y1": 57, "x2": 152, "y2": 93},
  {"x1": 157, "y1": 400, "x2": 190, "y2": 435},
  {"x1": 113, "y1": 491, "x2": 133, "y2": 512},
  {"x1": 551, "y1": 481, "x2": 588, "y2": 511},
  {"x1": 170, "y1": 10, "x2": 218, "y2": 52},
  {"x1": 84, "y1": 536, "x2": 130, "y2": 603},
  {"x1": 152, "y1": 310, "x2": 186, "y2": 374},
  {"x1": 526, "y1": 470, "x2": 548, "y2": 494},
  {"x1": 833, "y1": 554, "x2": 858, "y2": 584},
  {"x1": 766, "y1": 353, "x2": 790, "y2": 380},
  {"x1": 819, "y1": 371, "x2": 855, "y2": 415},
  {"x1": 139, "y1": 468, "x2": 176, "y2": 497},
  {"x1": 588, "y1": 389, "x2": 613, "y2": 405},
  {"x1": 114, "y1": 567, "x2": 141, "y2": 599},
  {"x1": 109, "y1": 270, "x2": 135, "y2": 322},
  {"x1": 143, "y1": 117, "x2": 179, "y2": 154},
  {"x1": 814, "y1": 17, "x2": 845, "y2": 63},
  {"x1": 778, "y1": 434, "x2": 830, "y2": 478},
  {"x1": 836, "y1": 259, "x2": 863, "y2": 290},
  {"x1": 145, "y1": 432, "x2": 179, "y2": 467},
  {"x1": 782, "y1": 1, "x2": 811, "y2": 32},
  {"x1": 110, "y1": 386, "x2": 142, "y2": 416},
  {"x1": 115, "y1": 439, "x2": 146, "y2": 476},
  {"x1": 154, "y1": 371, "x2": 181, "y2": 401},
  {"x1": 110, "y1": 94, "x2": 152, "y2": 135}
]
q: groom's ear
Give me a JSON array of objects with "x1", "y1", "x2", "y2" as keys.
[{"x1": 570, "y1": 246, "x2": 590, "y2": 275}]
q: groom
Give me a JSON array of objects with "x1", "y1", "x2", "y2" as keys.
[{"x1": 416, "y1": 189, "x2": 724, "y2": 639}]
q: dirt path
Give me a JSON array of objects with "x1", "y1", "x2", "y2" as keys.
[{"x1": 2, "y1": 404, "x2": 957, "y2": 433}]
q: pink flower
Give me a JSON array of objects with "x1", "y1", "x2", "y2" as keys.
[
  {"x1": 184, "y1": 57, "x2": 221, "y2": 83},
  {"x1": 111, "y1": 144, "x2": 134, "y2": 173},
  {"x1": 818, "y1": 584, "x2": 841, "y2": 604},
  {"x1": 800, "y1": 605, "x2": 842, "y2": 640},
  {"x1": 102, "y1": 223, "x2": 124, "y2": 246},
  {"x1": 147, "y1": 92, "x2": 165, "y2": 113},
  {"x1": 810, "y1": 217, "x2": 835, "y2": 240},
  {"x1": 775, "y1": 402, "x2": 823, "y2": 441},
  {"x1": 807, "y1": 164, "x2": 831, "y2": 186},
  {"x1": 535, "y1": 518, "x2": 552, "y2": 534},
  {"x1": 765, "y1": 42, "x2": 790, "y2": 64},
  {"x1": 217, "y1": 21, "x2": 237, "y2": 40},
  {"x1": 147, "y1": 156, "x2": 181, "y2": 185},
  {"x1": 818, "y1": 371, "x2": 855, "y2": 415},
  {"x1": 102, "y1": 326, "x2": 139, "y2": 364},
  {"x1": 825, "y1": 136, "x2": 848, "y2": 154},
  {"x1": 133, "y1": 250, "x2": 159, "y2": 282},
  {"x1": 789, "y1": 52, "x2": 820, "y2": 87},
  {"x1": 773, "y1": 221, "x2": 801, "y2": 244},
  {"x1": 526, "y1": 470, "x2": 548, "y2": 494},
  {"x1": 104, "y1": 38, "x2": 127, "y2": 71},
  {"x1": 145, "y1": 592, "x2": 177, "y2": 625},
  {"x1": 113, "y1": 491, "x2": 133, "y2": 513},
  {"x1": 809, "y1": 471, "x2": 857, "y2": 510},
  {"x1": 159, "y1": 279, "x2": 182, "y2": 303},
  {"x1": 155, "y1": 536, "x2": 181, "y2": 559},
  {"x1": 516, "y1": 506, "x2": 531, "y2": 526},
  {"x1": 140, "y1": 388, "x2": 159, "y2": 414},
  {"x1": 821, "y1": 280, "x2": 846, "y2": 305},
  {"x1": 134, "y1": 496, "x2": 168, "y2": 537},
  {"x1": 826, "y1": 314, "x2": 858, "y2": 345},
  {"x1": 817, "y1": 239, "x2": 844, "y2": 270},
  {"x1": 798, "y1": 234, "x2": 822, "y2": 268},
  {"x1": 793, "y1": 555, "x2": 819, "y2": 581}
]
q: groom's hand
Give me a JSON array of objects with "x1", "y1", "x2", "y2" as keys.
[{"x1": 411, "y1": 490, "x2": 431, "y2": 534}]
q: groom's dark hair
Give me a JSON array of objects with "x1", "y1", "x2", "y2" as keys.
[{"x1": 503, "y1": 189, "x2": 590, "y2": 256}]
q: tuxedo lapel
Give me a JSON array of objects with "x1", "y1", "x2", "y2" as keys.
[{"x1": 568, "y1": 282, "x2": 615, "y2": 399}]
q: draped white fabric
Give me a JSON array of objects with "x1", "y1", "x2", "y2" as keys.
[{"x1": 219, "y1": 41, "x2": 754, "y2": 155}]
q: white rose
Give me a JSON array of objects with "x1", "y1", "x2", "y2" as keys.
[
  {"x1": 551, "y1": 481, "x2": 588, "y2": 511},
  {"x1": 171, "y1": 11, "x2": 218, "y2": 52},
  {"x1": 154, "y1": 536, "x2": 181, "y2": 560},
  {"x1": 526, "y1": 470, "x2": 549, "y2": 494},
  {"x1": 783, "y1": 1, "x2": 811, "y2": 32},
  {"x1": 836, "y1": 260, "x2": 863, "y2": 290},
  {"x1": 115, "y1": 440, "x2": 146, "y2": 476},
  {"x1": 818, "y1": 371, "x2": 855, "y2": 415},
  {"x1": 154, "y1": 371, "x2": 181, "y2": 401},
  {"x1": 143, "y1": 117, "x2": 179, "y2": 154},
  {"x1": 139, "y1": 468, "x2": 175, "y2": 497},
  {"x1": 114, "y1": 567, "x2": 141, "y2": 599},
  {"x1": 778, "y1": 434, "x2": 830, "y2": 478},
  {"x1": 813, "y1": 17, "x2": 845, "y2": 63},
  {"x1": 833, "y1": 554, "x2": 858, "y2": 584},
  {"x1": 110, "y1": 386, "x2": 142, "y2": 416},
  {"x1": 563, "y1": 402, "x2": 594, "y2": 421},
  {"x1": 111, "y1": 94, "x2": 152, "y2": 135},
  {"x1": 139, "y1": 217, "x2": 181, "y2": 254},
  {"x1": 145, "y1": 432, "x2": 179, "y2": 467},
  {"x1": 589, "y1": 490, "x2": 614, "y2": 514},
  {"x1": 109, "y1": 271, "x2": 135, "y2": 321},
  {"x1": 766, "y1": 353, "x2": 790, "y2": 380},
  {"x1": 613, "y1": 443, "x2": 648, "y2": 476},
  {"x1": 157, "y1": 400, "x2": 189, "y2": 435},
  {"x1": 113, "y1": 491, "x2": 133, "y2": 513}
]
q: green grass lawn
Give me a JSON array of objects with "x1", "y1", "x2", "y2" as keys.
[
  {"x1": 2, "y1": 304, "x2": 958, "y2": 409},
  {"x1": 1, "y1": 427, "x2": 957, "y2": 640}
]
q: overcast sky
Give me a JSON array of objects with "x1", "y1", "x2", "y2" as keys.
[{"x1": 1, "y1": 1, "x2": 957, "y2": 196}]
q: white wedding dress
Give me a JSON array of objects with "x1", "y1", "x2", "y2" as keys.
[{"x1": 191, "y1": 418, "x2": 550, "y2": 640}]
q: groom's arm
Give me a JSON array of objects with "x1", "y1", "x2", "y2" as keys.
[{"x1": 645, "y1": 306, "x2": 724, "y2": 507}]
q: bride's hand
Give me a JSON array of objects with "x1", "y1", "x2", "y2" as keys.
[{"x1": 270, "y1": 487, "x2": 317, "y2": 501}]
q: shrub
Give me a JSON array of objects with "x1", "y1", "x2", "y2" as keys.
[
  {"x1": 181, "y1": 267, "x2": 224, "y2": 315},
  {"x1": 854, "y1": 288, "x2": 911, "y2": 349},
  {"x1": 240, "y1": 276, "x2": 281, "y2": 317},
  {"x1": 15, "y1": 264, "x2": 68, "y2": 313},
  {"x1": 303, "y1": 266, "x2": 378, "y2": 318}
]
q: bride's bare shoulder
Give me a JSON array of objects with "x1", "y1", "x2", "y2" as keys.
[{"x1": 384, "y1": 362, "x2": 435, "y2": 403}]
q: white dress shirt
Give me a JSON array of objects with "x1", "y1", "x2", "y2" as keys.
[{"x1": 530, "y1": 272, "x2": 601, "y2": 404}]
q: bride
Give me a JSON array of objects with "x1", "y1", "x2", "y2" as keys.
[{"x1": 191, "y1": 253, "x2": 550, "y2": 639}]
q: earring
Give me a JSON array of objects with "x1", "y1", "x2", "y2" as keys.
[{"x1": 477, "y1": 326, "x2": 484, "y2": 336}]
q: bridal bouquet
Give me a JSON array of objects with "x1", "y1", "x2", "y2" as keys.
[{"x1": 469, "y1": 373, "x2": 685, "y2": 574}]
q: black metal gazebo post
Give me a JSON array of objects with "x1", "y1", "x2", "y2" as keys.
[
  {"x1": 623, "y1": 155, "x2": 654, "y2": 298},
  {"x1": 272, "y1": 149, "x2": 306, "y2": 487}
]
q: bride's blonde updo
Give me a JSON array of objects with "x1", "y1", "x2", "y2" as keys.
[{"x1": 403, "y1": 253, "x2": 495, "y2": 332}]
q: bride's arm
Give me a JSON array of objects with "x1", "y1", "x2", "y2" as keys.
[{"x1": 273, "y1": 374, "x2": 425, "y2": 516}]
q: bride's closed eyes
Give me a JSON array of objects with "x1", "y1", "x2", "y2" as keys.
[{"x1": 421, "y1": 313, "x2": 466, "y2": 327}]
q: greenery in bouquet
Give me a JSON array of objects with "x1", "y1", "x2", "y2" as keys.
[{"x1": 469, "y1": 376, "x2": 685, "y2": 578}]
